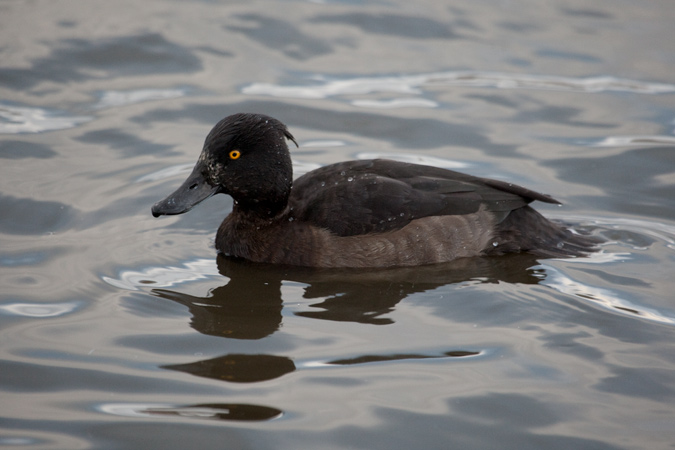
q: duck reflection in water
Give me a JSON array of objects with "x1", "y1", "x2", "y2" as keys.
[
  {"x1": 152, "y1": 253, "x2": 544, "y2": 385},
  {"x1": 152, "y1": 252, "x2": 545, "y2": 336}
]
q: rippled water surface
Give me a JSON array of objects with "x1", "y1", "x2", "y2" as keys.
[{"x1": 2, "y1": 1, "x2": 675, "y2": 448}]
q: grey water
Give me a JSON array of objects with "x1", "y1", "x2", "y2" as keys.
[{"x1": 1, "y1": 1, "x2": 675, "y2": 449}]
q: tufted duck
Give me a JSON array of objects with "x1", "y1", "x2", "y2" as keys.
[{"x1": 152, "y1": 113, "x2": 595, "y2": 267}]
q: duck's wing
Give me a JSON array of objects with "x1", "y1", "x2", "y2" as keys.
[{"x1": 289, "y1": 159, "x2": 559, "y2": 237}]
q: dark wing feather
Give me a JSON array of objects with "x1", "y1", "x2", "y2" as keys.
[{"x1": 289, "y1": 159, "x2": 560, "y2": 237}]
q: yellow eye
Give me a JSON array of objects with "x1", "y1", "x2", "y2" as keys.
[{"x1": 229, "y1": 150, "x2": 241, "y2": 160}]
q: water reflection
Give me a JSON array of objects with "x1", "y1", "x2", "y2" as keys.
[
  {"x1": 329, "y1": 350, "x2": 480, "y2": 366},
  {"x1": 101, "y1": 402, "x2": 282, "y2": 422},
  {"x1": 164, "y1": 354, "x2": 295, "y2": 383},
  {"x1": 151, "y1": 253, "x2": 544, "y2": 337},
  {"x1": 143, "y1": 403, "x2": 283, "y2": 421},
  {"x1": 151, "y1": 268, "x2": 283, "y2": 339},
  {"x1": 162, "y1": 349, "x2": 482, "y2": 386},
  {"x1": 149, "y1": 254, "x2": 541, "y2": 389}
]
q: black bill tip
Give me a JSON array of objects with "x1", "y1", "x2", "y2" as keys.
[{"x1": 151, "y1": 164, "x2": 219, "y2": 218}]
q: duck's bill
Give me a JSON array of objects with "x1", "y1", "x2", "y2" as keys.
[{"x1": 151, "y1": 164, "x2": 219, "y2": 217}]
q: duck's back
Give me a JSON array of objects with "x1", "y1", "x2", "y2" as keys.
[
  {"x1": 288, "y1": 159, "x2": 556, "y2": 235},
  {"x1": 271, "y1": 159, "x2": 594, "y2": 267}
]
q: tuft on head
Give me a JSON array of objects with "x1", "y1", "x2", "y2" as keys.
[{"x1": 204, "y1": 113, "x2": 297, "y2": 153}]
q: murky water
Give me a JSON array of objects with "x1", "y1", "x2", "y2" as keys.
[{"x1": 2, "y1": 1, "x2": 675, "y2": 448}]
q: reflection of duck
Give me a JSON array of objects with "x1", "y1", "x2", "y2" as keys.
[
  {"x1": 143, "y1": 403, "x2": 282, "y2": 422},
  {"x1": 152, "y1": 113, "x2": 595, "y2": 268},
  {"x1": 153, "y1": 255, "x2": 542, "y2": 389},
  {"x1": 152, "y1": 252, "x2": 546, "y2": 339},
  {"x1": 163, "y1": 354, "x2": 295, "y2": 383},
  {"x1": 151, "y1": 258, "x2": 283, "y2": 339}
]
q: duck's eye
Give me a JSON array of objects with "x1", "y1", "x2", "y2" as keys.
[{"x1": 229, "y1": 150, "x2": 241, "y2": 160}]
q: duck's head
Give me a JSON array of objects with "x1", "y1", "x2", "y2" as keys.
[{"x1": 152, "y1": 113, "x2": 298, "y2": 218}]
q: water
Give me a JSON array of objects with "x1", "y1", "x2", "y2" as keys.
[{"x1": 2, "y1": 1, "x2": 675, "y2": 448}]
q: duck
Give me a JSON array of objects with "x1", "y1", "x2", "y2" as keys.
[{"x1": 151, "y1": 113, "x2": 595, "y2": 268}]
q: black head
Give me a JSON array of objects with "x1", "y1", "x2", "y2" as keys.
[{"x1": 151, "y1": 113, "x2": 298, "y2": 218}]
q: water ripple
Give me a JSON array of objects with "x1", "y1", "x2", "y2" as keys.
[
  {"x1": 0, "y1": 102, "x2": 90, "y2": 134},
  {"x1": 545, "y1": 265, "x2": 675, "y2": 325},
  {"x1": 242, "y1": 71, "x2": 675, "y2": 100},
  {"x1": 0, "y1": 301, "x2": 80, "y2": 318},
  {"x1": 544, "y1": 217, "x2": 675, "y2": 325},
  {"x1": 99, "y1": 402, "x2": 283, "y2": 422},
  {"x1": 591, "y1": 135, "x2": 675, "y2": 147},
  {"x1": 93, "y1": 88, "x2": 187, "y2": 109},
  {"x1": 103, "y1": 259, "x2": 219, "y2": 290},
  {"x1": 352, "y1": 98, "x2": 438, "y2": 109}
]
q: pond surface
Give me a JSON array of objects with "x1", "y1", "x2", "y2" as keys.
[{"x1": 2, "y1": 1, "x2": 675, "y2": 448}]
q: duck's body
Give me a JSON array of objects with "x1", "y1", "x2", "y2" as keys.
[{"x1": 152, "y1": 113, "x2": 595, "y2": 268}]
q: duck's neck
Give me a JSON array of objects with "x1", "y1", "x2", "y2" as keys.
[
  {"x1": 216, "y1": 199, "x2": 289, "y2": 261},
  {"x1": 231, "y1": 195, "x2": 289, "y2": 221}
]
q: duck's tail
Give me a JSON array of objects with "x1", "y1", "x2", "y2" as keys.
[{"x1": 487, "y1": 206, "x2": 599, "y2": 258}]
